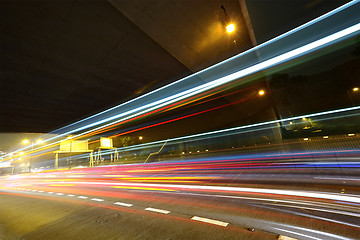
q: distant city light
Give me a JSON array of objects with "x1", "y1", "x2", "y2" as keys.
[
  {"x1": 323, "y1": 136, "x2": 329, "y2": 139},
  {"x1": 258, "y1": 90, "x2": 265, "y2": 96},
  {"x1": 303, "y1": 138, "x2": 309, "y2": 141},
  {"x1": 226, "y1": 23, "x2": 235, "y2": 33},
  {"x1": 139, "y1": 136, "x2": 143, "y2": 140},
  {"x1": 348, "y1": 133, "x2": 355, "y2": 136},
  {"x1": 353, "y1": 87, "x2": 359, "y2": 92},
  {"x1": 22, "y1": 139, "x2": 29, "y2": 144}
]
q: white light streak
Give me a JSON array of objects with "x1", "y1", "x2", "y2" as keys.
[{"x1": 61, "y1": 182, "x2": 360, "y2": 204}]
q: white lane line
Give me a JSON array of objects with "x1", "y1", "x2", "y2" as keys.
[
  {"x1": 78, "y1": 196, "x2": 88, "y2": 199},
  {"x1": 67, "y1": 194, "x2": 75, "y2": 197},
  {"x1": 278, "y1": 235, "x2": 298, "y2": 240},
  {"x1": 114, "y1": 202, "x2": 133, "y2": 207},
  {"x1": 91, "y1": 198, "x2": 104, "y2": 202},
  {"x1": 56, "y1": 193, "x2": 64, "y2": 195},
  {"x1": 274, "y1": 228, "x2": 322, "y2": 240},
  {"x1": 145, "y1": 207, "x2": 170, "y2": 214},
  {"x1": 191, "y1": 216, "x2": 229, "y2": 227},
  {"x1": 38, "y1": 190, "x2": 44, "y2": 193}
]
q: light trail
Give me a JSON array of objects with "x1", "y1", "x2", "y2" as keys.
[
  {"x1": 55, "y1": 23, "x2": 360, "y2": 143},
  {"x1": 42, "y1": 181, "x2": 360, "y2": 204}
]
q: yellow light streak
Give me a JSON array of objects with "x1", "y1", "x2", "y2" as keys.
[
  {"x1": 49, "y1": 184, "x2": 75, "y2": 187},
  {"x1": 111, "y1": 186, "x2": 174, "y2": 191}
]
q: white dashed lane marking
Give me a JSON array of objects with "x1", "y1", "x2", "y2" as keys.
[
  {"x1": 114, "y1": 202, "x2": 133, "y2": 207},
  {"x1": 145, "y1": 207, "x2": 170, "y2": 214},
  {"x1": 91, "y1": 198, "x2": 104, "y2": 202},
  {"x1": 11, "y1": 188, "x2": 232, "y2": 229},
  {"x1": 191, "y1": 216, "x2": 229, "y2": 227},
  {"x1": 9, "y1": 187, "x2": 236, "y2": 230}
]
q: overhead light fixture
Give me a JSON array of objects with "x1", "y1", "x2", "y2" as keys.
[
  {"x1": 226, "y1": 24, "x2": 235, "y2": 33},
  {"x1": 258, "y1": 90, "x2": 265, "y2": 96},
  {"x1": 221, "y1": 5, "x2": 235, "y2": 34}
]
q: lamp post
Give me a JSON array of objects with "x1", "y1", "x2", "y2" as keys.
[
  {"x1": 22, "y1": 139, "x2": 42, "y2": 172},
  {"x1": 347, "y1": 87, "x2": 359, "y2": 106},
  {"x1": 221, "y1": 5, "x2": 235, "y2": 34}
]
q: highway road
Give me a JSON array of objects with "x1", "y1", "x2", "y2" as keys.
[{"x1": 1, "y1": 155, "x2": 360, "y2": 240}]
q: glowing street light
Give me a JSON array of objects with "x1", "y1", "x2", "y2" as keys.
[
  {"x1": 22, "y1": 139, "x2": 29, "y2": 144},
  {"x1": 353, "y1": 87, "x2": 359, "y2": 92},
  {"x1": 139, "y1": 136, "x2": 143, "y2": 140},
  {"x1": 226, "y1": 23, "x2": 235, "y2": 34},
  {"x1": 258, "y1": 90, "x2": 265, "y2": 96}
]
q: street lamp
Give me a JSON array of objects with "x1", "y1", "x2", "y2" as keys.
[
  {"x1": 258, "y1": 90, "x2": 265, "y2": 96},
  {"x1": 226, "y1": 23, "x2": 235, "y2": 34},
  {"x1": 221, "y1": 5, "x2": 235, "y2": 34},
  {"x1": 22, "y1": 139, "x2": 42, "y2": 172},
  {"x1": 347, "y1": 87, "x2": 359, "y2": 106}
]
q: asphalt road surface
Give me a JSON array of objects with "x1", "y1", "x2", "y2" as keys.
[{"x1": 1, "y1": 159, "x2": 360, "y2": 240}]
